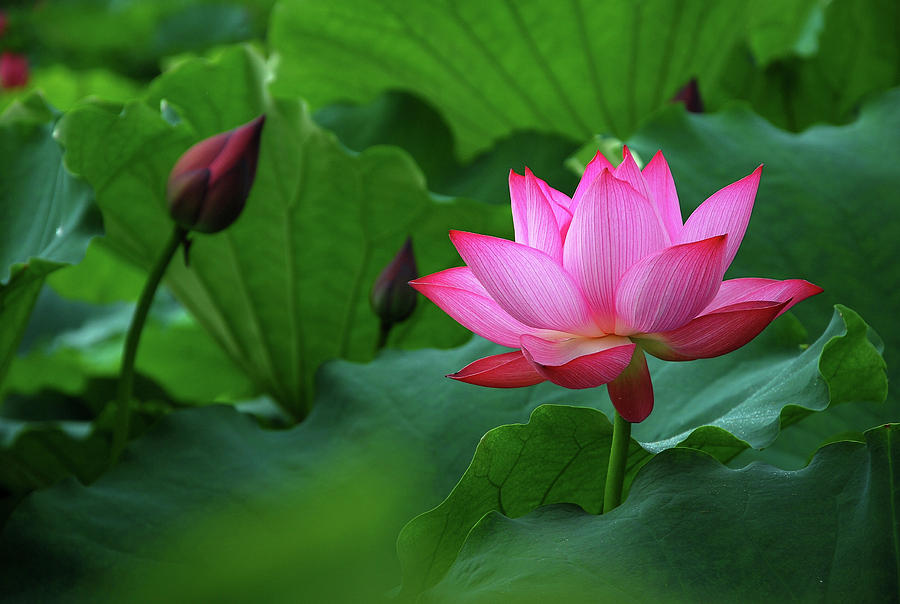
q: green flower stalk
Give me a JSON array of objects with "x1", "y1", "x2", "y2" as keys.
[{"x1": 111, "y1": 115, "x2": 266, "y2": 463}]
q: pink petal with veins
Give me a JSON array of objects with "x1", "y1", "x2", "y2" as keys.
[
  {"x1": 451, "y1": 230, "x2": 599, "y2": 335},
  {"x1": 642, "y1": 150, "x2": 683, "y2": 244},
  {"x1": 571, "y1": 150, "x2": 616, "y2": 213},
  {"x1": 681, "y1": 166, "x2": 762, "y2": 270},
  {"x1": 410, "y1": 267, "x2": 540, "y2": 348},
  {"x1": 509, "y1": 169, "x2": 564, "y2": 261},
  {"x1": 563, "y1": 171, "x2": 667, "y2": 332},
  {"x1": 519, "y1": 333, "x2": 632, "y2": 366},
  {"x1": 636, "y1": 300, "x2": 787, "y2": 361},
  {"x1": 448, "y1": 351, "x2": 545, "y2": 388},
  {"x1": 615, "y1": 235, "x2": 728, "y2": 334},
  {"x1": 703, "y1": 278, "x2": 823, "y2": 317},
  {"x1": 522, "y1": 342, "x2": 635, "y2": 389}
]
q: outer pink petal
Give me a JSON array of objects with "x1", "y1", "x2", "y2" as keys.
[
  {"x1": 680, "y1": 166, "x2": 762, "y2": 270},
  {"x1": 448, "y1": 351, "x2": 545, "y2": 388},
  {"x1": 519, "y1": 333, "x2": 632, "y2": 366},
  {"x1": 607, "y1": 347, "x2": 654, "y2": 423},
  {"x1": 615, "y1": 235, "x2": 728, "y2": 334},
  {"x1": 635, "y1": 300, "x2": 787, "y2": 361},
  {"x1": 509, "y1": 169, "x2": 563, "y2": 261},
  {"x1": 563, "y1": 170, "x2": 667, "y2": 332},
  {"x1": 521, "y1": 342, "x2": 635, "y2": 389},
  {"x1": 450, "y1": 230, "x2": 599, "y2": 335},
  {"x1": 410, "y1": 267, "x2": 538, "y2": 348},
  {"x1": 642, "y1": 150, "x2": 683, "y2": 244},
  {"x1": 703, "y1": 278, "x2": 823, "y2": 317},
  {"x1": 571, "y1": 150, "x2": 616, "y2": 212}
]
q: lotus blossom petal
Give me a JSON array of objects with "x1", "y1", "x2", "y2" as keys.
[
  {"x1": 607, "y1": 348, "x2": 654, "y2": 422},
  {"x1": 450, "y1": 230, "x2": 599, "y2": 335},
  {"x1": 448, "y1": 351, "x2": 545, "y2": 388},
  {"x1": 519, "y1": 333, "x2": 632, "y2": 366},
  {"x1": 563, "y1": 170, "x2": 667, "y2": 332},
  {"x1": 522, "y1": 341, "x2": 635, "y2": 389},
  {"x1": 410, "y1": 267, "x2": 542, "y2": 348},
  {"x1": 636, "y1": 300, "x2": 787, "y2": 361},
  {"x1": 613, "y1": 146, "x2": 652, "y2": 203},
  {"x1": 535, "y1": 176, "x2": 573, "y2": 210},
  {"x1": 642, "y1": 150, "x2": 683, "y2": 244},
  {"x1": 680, "y1": 166, "x2": 762, "y2": 269},
  {"x1": 534, "y1": 176, "x2": 574, "y2": 239},
  {"x1": 615, "y1": 235, "x2": 728, "y2": 334},
  {"x1": 509, "y1": 169, "x2": 564, "y2": 261},
  {"x1": 703, "y1": 277, "x2": 823, "y2": 317},
  {"x1": 571, "y1": 150, "x2": 616, "y2": 212}
]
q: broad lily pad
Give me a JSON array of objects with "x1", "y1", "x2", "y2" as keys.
[
  {"x1": 270, "y1": 0, "x2": 750, "y2": 157},
  {"x1": 422, "y1": 424, "x2": 900, "y2": 602},
  {"x1": 0, "y1": 303, "x2": 883, "y2": 600},
  {"x1": 0, "y1": 94, "x2": 102, "y2": 391}
]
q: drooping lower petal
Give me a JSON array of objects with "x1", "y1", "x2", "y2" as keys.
[
  {"x1": 680, "y1": 166, "x2": 762, "y2": 270},
  {"x1": 450, "y1": 230, "x2": 599, "y2": 335},
  {"x1": 634, "y1": 300, "x2": 787, "y2": 361},
  {"x1": 615, "y1": 235, "x2": 728, "y2": 334},
  {"x1": 521, "y1": 341, "x2": 635, "y2": 389},
  {"x1": 642, "y1": 150, "x2": 683, "y2": 244},
  {"x1": 563, "y1": 170, "x2": 667, "y2": 332},
  {"x1": 519, "y1": 333, "x2": 632, "y2": 366},
  {"x1": 448, "y1": 351, "x2": 545, "y2": 388},
  {"x1": 509, "y1": 169, "x2": 564, "y2": 261},
  {"x1": 410, "y1": 267, "x2": 540, "y2": 348},
  {"x1": 607, "y1": 347, "x2": 654, "y2": 423},
  {"x1": 702, "y1": 277, "x2": 823, "y2": 317}
]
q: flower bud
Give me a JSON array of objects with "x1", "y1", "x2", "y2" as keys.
[
  {"x1": 166, "y1": 115, "x2": 265, "y2": 234},
  {"x1": 0, "y1": 12, "x2": 8, "y2": 38},
  {"x1": 672, "y1": 78, "x2": 703, "y2": 113},
  {"x1": 371, "y1": 237, "x2": 418, "y2": 326},
  {"x1": 0, "y1": 52, "x2": 28, "y2": 89}
]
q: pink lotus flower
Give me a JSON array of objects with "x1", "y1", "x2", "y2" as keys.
[{"x1": 410, "y1": 148, "x2": 822, "y2": 422}]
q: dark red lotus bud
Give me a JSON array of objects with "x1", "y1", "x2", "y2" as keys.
[
  {"x1": 167, "y1": 115, "x2": 265, "y2": 234},
  {"x1": 371, "y1": 237, "x2": 418, "y2": 326},
  {"x1": 0, "y1": 52, "x2": 28, "y2": 89},
  {"x1": 0, "y1": 12, "x2": 8, "y2": 38},
  {"x1": 672, "y1": 78, "x2": 703, "y2": 113}
]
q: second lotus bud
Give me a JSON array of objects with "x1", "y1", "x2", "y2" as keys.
[
  {"x1": 371, "y1": 237, "x2": 418, "y2": 327},
  {"x1": 167, "y1": 115, "x2": 265, "y2": 234}
]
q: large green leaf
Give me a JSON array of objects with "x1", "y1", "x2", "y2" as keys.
[
  {"x1": 0, "y1": 303, "x2": 883, "y2": 599},
  {"x1": 55, "y1": 45, "x2": 511, "y2": 418},
  {"x1": 706, "y1": 0, "x2": 900, "y2": 132},
  {"x1": 422, "y1": 424, "x2": 900, "y2": 602},
  {"x1": 0, "y1": 95, "x2": 102, "y2": 391},
  {"x1": 627, "y1": 88, "x2": 900, "y2": 409},
  {"x1": 313, "y1": 91, "x2": 581, "y2": 204},
  {"x1": 269, "y1": 0, "x2": 750, "y2": 158},
  {"x1": 395, "y1": 306, "x2": 885, "y2": 595}
]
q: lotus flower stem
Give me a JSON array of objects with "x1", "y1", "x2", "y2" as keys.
[
  {"x1": 602, "y1": 411, "x2": 631, "y2": 513},
  {"x1": 111, "y1": 225, "x2": 187, "y2": 463}
]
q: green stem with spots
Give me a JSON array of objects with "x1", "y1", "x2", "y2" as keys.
[
  {"x1": 603, "y1": 411, "x2": 631, "y2": 513},
  {"x1": 111, "y1": 225, "x2": 186, "y2": 463}
]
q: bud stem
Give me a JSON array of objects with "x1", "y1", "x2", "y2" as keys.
[
  {"x1": 375, "y1": 320, "x2": 392, "y2": 352},
  {"x1": 602, "y1": 410, "x2": 631, "y2": 513},
  {"x1": 111, "y1": 225, "x2": 187, "y2": 464}
]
